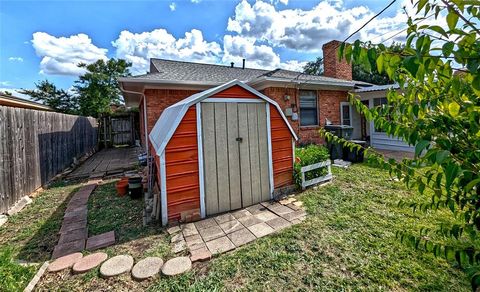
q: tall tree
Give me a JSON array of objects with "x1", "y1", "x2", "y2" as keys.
[
  {"x1": 74, "y1": 58, "x2": 131, "y2": 117},
  {"x1": 19, "y1": 80, "x2": 77, "y2": 114},
  {"x1": 325, "y1": 0, "x2": 480, "y2": 287},
  {"x1": 304, "y1": 43, "x2": 403, "y2": 85}
]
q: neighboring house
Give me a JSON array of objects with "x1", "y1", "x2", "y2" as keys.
[
  {"x1": 119, "y1": 40, "x2": 369, "y2": 152},
  {"x1": 350, "y1": 84, "x2": 414, "y2": 152},
  {"x1": 0, "y1": 93, "x2": 52, "y2": 111}
]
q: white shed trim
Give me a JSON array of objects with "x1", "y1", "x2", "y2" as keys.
[{"x1": 149, "y1": 79, "x2": 298, "y2": 157}]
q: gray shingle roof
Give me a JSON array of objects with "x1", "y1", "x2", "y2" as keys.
[{"x1": 124, "y1": 59, "x2": 358, "y2": 86}]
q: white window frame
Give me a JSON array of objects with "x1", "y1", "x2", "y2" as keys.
[{"x1": 299, "y1": 90, "x2": 319, "y2": 127}]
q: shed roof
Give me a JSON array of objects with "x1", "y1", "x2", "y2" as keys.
[
  {"x1": 149, "y1": 80, "x2": 298, "y2": 156},
  {"x1": 354, "y1": 83, "x2": 399, "y2": 93},
  {"x1": 0, "y1": 94, "x2": 53, "y2": 111}
]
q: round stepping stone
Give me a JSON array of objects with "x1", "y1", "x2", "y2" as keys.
[
  {"x1": 48, "y1": 252, "x2": 83, "y2": 272},
  {"x1": 100, "y1": 255, "x2": 134, "y2": 277},
  {"x1": 161, "y1": 257, "x2": 192, "y2": 276},
  {"x1": 131, "y1": 257, "x2": 163, "y2": 280},
  {"x1": 72, "y1": 252, "x2": 108, "y2": 274}
]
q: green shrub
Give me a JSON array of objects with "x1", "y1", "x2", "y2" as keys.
[
  {"x1": 293, "y1": 144, "x2": 330, "y2": 188},
  {"x1": 0, "y1": 247, "x2": 36, "y2": 291}
]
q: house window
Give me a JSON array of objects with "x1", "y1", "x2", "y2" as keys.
[
  {"x1": 299, "y1": 90, "x2": 318, "y2": 126},
  {"x1": 340, "y1": 102, "x2": 351, "y2": 126},
  {"x1": 373, "y1": 97, "x2": 388, "y2": 132}
]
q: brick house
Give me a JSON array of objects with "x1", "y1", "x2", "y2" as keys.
[{"x1": 119, "y1": 40, "x2": 367, "y2": 152}]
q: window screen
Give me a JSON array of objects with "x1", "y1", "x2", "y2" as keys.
[
  {"x1": 299, "y1": 90, "x2": 318, "y2": 126},
  {"x1": 341, "y1": 104, "x2": 351, "y2": 126}
]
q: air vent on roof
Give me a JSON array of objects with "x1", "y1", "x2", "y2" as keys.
[
  {"x1": 242, "y1": 59, "x2": 245, "y2": 69},
  {"x1": 230, "y1": 62, "x2": 234, "y2": 68}
]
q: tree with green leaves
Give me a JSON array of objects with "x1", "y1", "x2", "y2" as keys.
[
  {"x1": 304, "y1": 43, "x2": 404, "y2": 85},
  {"x1": 19, "y1": 80, "x2": 77, "y2": 114},
  {"x1": 322, "y1": 0, "x2": 480, "y2": 288},
  {"x1": 74, "y1": 58, "x2": 131, "y2": 117}
]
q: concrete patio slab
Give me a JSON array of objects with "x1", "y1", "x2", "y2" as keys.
[
  {"x1": 214, "y1": 213, "x2": 236, "y2": 224},
  {"x1": 247, "y1": 222, "x2": 275, "y2": 238},
  {"x1": 266, "y1": 216, "x2": 291, "y2": 230},
  {"x1": 205, "y1": 236, "x2": 235, "y2": 255},
  {"x1": 58, "y1": 228, "x2": 88, "y2": 244},
  {"x1": 59, "y1": 221, "x2": 87, "y2": 233},
  {"x1": 254, "y1": 211, "x2": 279, "y2": 222},
  {"x1": 282, "y1": 210, "x2": 307, "y2": 222},
  {"x1": 238, "y1": 215, "x2": 262, "y2": 227},
  {"x1": 267, "y1": 204, "x2": 295, "y2": 216},
  {"x1": 170, "y1": 233, "x2": 184, "y2": 243},
  {"x1": 246, "y1": 204, "x2": 267, "y2": 215},
  {"x1": 194, "y1": 218, "x2": 217, "y2": 230},
  {"x1": 190, "y1": 247, "x2": 211, "y2": 262},
  {"x1": 219, "y1": 219, "x2": 243, "y2": 234},
  {"x1": 231, "y1": 209, "x2": 252, "y2": 219},
  {"x1": 198, "y1": 225, "x2": 225, "y2": 242},
  {"x1": 227, "y1": 228, "x2": 256, "y2": 247},
  {"x1": 182, "y1": 223, "x2": 199, "y2": 237}
]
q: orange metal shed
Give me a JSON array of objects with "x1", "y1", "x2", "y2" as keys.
[{"x1": 149, "y1": 80, "x2": 297, "y2": 225}]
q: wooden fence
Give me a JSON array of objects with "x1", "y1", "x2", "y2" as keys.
[{"x1": 0, "y1": 106, "x2": 98, "y2": 213}]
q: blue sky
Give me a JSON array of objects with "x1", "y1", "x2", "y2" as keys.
[{"x1": 0, "y1": 0, "x2": 416, "y2": 95}]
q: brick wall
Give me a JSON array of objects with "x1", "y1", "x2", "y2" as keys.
[
  {"x1": 140, "y1": 89, "x2": 199, "y2": 148},
  {"x1": 322, "y1": 40, "x2": 352, "y2": 81},
  {"x1": 262, "y1": 87, "x2": 347, "y2": 145},
  {"x1": 139, "y1": 86, "x2": 346, "y2": 147}
]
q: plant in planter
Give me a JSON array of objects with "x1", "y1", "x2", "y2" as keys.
[{"x1": 294, "y1": 144, "x2": 330, "y2": 189}]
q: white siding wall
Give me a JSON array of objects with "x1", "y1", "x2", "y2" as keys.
[{"x1": 355, "y1": 90, "x2": 414, "y2": 152}]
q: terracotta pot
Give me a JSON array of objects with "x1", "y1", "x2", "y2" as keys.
[{"x1": 116, "y1": 180, "x2": 128, "y2": 197}]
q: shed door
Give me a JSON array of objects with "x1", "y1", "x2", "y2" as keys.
[{"x1": 201, "y1": 102, "x2": 270, "y2": 216}]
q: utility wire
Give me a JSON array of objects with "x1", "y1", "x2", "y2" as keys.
[{"x1": 292, "y1": 0, "x2": 397, "y2": 82}]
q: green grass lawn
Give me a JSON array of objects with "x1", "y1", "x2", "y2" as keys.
[{"x1": 0, "y1": 164, "x2": 473, "y2": 291}]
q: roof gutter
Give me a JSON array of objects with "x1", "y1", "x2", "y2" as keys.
[{"x1": 247, "y1": 76, "x2": 356, "y2": 89}]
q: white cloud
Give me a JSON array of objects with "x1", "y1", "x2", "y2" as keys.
[
  {"x1": 278, "y1": 0, "x2": 288, "y2": 5},
  {"x1": 227, "y1": 0, "x2": 444, "y2": 53},
  {"x1": 222, "y1": 35, "x2": 280, "y2": 69},
  {"x1": 8, "y1": 57, "x2": 23, "y2": 62},
  {"x1": 31, "y1": 32, "x2": 108, "y2": 76},
  {"x1": 112, "y1": 28, "x2": 222, "y2": 74},
  {"x1": 169, "y1": 2, "x2": 176, "y2": 11},
  {"x1": 0, "y1": 81, "x2": 12, "y2": 86},
  {"x1": 191, "y1": 0, "x2": 201, "y2": 3},
  {"x1": 279, "y1": 60, "x2": 307, "y2": 71}
]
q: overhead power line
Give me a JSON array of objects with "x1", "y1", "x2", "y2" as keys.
[{"x1": 292, "y1": 0, "x2": 397, "y2": 81}]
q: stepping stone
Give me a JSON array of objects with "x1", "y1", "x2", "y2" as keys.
[
  {"x1": 254, "y1": 211, "x2": 279, "y2": 222},
  {"x1": 185, "y1": 234, "x2": 204, "y2": 249},
  {"x1": 227, "y1": 228, "x2": 256, "y2": 247},
  {"x1": 161, "y1": 257, "x2": 192, "y2": 276},
  {"x1": 58, "y1": 228, "x2": 88, "y2": 244},
  {"x1": 247, "y1": 222, "x2": 275, "y2": 238},
  {"x1": 198, "y1": 225, "x2": 225, "y2": 242},
  {"x1": 219, "y1": 220, "x2": 243, "y2": 234},
  {"x1": 170, "y1": 233, "x2": 184, "y2": 243},
  {"x1": 64, "y1": 209, "x2": 87, "y2": 219},
  {"x1": 167, "y1": 226, "x2": 181, "y2": 235},
  {"x1": 279, "y1": 197, "x2": 296, "y2": 205},
  {"x1": 172, "y1": 240, "x2": 187, "y2": 253},
  {"x1": 205, "y1": 236, "x2": 235, "y2": 255},
  {"x1": 231, "y1": 209, "x2": 251, "y2": 219},
  {"x1": 60, "y1": 221, "x2": 87, "y2": 233},
  {"x1": 286, "y1": 203, "x2": 302, "y2": 211},
  {"x1": 0, "y1": 215, "x2": 7, "y2": 227},
  {"x1": 72, "y1": 252, "x2": 108, "y2": 274},
  {"x1": 282, "y1": 210, "x2": 307, "y2": 222},
  {"x1": 194, "y1": 218, "x2": 217, "y2": 230},
  {"x1": 181, "y1": 223, "x2": 199, "y2": 237},
  {"x1": 190, "y1": 247, "x2": 211, "y2": 262},
  {"x1": 86, "y1": 231, "x2": 115, "y2": 250},
  {"x1": 293, "y1": 201, "x2": 303, "y2": 207},
  {"x1": 267, "y1": 204, "x2": 295, "y2": 216},
  {"x1": 48, "y1": 252, "x2": 83, "y2": 272},
  {"x1": 100, "y1": 255, "x2": 134, "y2": 277},
  {"x1": 52, "y1": 239, "x2": 85, "y2": 259},
  {"x1": 246, "y1": 204, "x2": 266, "y2": 215},
  {"x1": 213, "y1": 213, "x2": 236, "y2": 224},
  {"x1": 266, "y1": 217, "x2": 291, "y2": 230},
  {"x1": 238, "y1": 215, "x2": 262, "y2": 227},
  {"x1": 132, "y1": 257, "x2": 163, "y2": 280}
]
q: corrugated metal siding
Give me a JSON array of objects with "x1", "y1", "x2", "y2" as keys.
[
  {"x1": 165, "y1": 106, "x2": 200, "y2": 220},
  {"x1": 210, "y1": 85, "x2": 258, "y2": 99},
  {"x1": 270, "y1": 104, "x2": 294, "y2": 187}
]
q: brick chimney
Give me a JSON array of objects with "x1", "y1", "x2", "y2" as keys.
[{"x1": 322, "y1": 40, "x2": 352, "y2": 80}]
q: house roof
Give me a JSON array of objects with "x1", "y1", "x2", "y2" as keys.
[
  {"x1": 127, "y1": 58, "x2": 357, "y2": 86},
  {"x1": 149, "y1": 79, "x2": 298, "y2": 156},
  {"x1": 0, "y1": 94, "x2": 53, "y2": 111}
]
